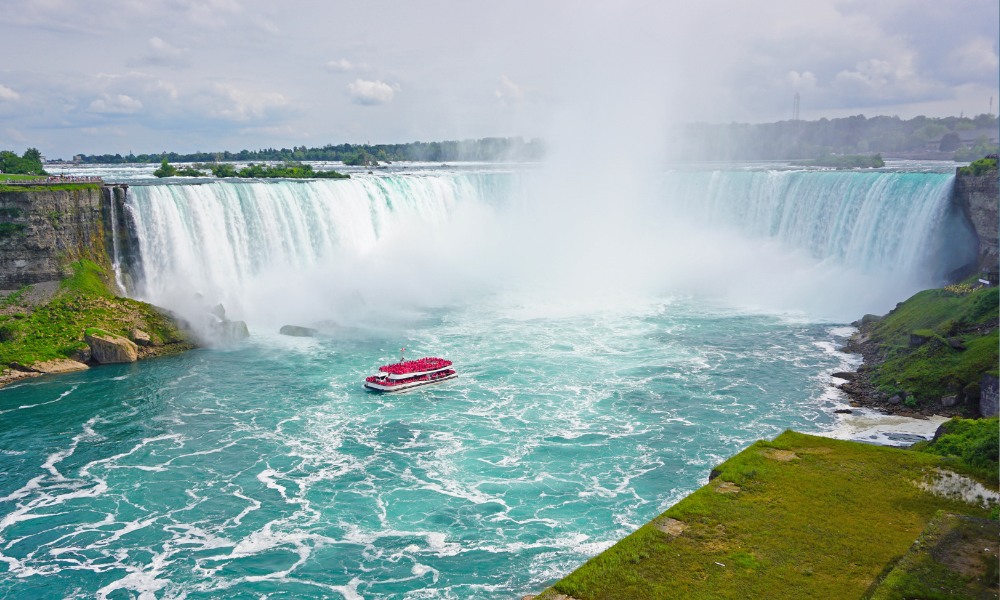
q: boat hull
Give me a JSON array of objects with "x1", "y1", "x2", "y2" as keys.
[{"x1": 363, "y1": 372, "x2": 458, "y2": 393}]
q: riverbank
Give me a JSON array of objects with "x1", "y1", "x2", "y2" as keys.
[
  {"x1": 837, "y1": 281, "x2": 998, "y2": 418},
  {"x1": 0, "y1": 260, "x2": 195, "y2": 389}
]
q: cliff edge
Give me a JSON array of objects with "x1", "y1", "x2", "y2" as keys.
[
  {"x1": 0, "y1": 184, "x2": 193, "y2": 388},
  {"x1": 952, "y1": 159, "x2": 999, "y2": 277}
]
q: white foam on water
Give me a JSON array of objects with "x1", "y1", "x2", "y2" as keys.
[
  {"x1": 822, "y1": 407, "x2": 948, "y2": 446},
  {"x1": 94, "y1": 551, "x2": 169, "y2": 600}
]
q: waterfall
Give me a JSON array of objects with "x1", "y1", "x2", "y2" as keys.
[
  {"x1": 658, "y1": 169, "x2": 971, "y2": 279},
  {"x1": 125, "y1": 173, "x2": 514, "y2": 324},
  {"x1": 123, "y1": 168, "x2": 973, "y2": 324},
  {"x1": 107, "y1": 187, "x2": 126, "y2": 294}
]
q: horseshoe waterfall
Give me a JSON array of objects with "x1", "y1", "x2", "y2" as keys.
[{"x1": 0, "y1": 165, "x2": 977, "y2": 599}]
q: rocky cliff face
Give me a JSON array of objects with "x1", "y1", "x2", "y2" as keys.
[
  {"x1": 952, "y1": 171, "x2": 999, "y2": 275},
  {"x1": 0, "y1": 185, "x2": 128, "y2": 288}
]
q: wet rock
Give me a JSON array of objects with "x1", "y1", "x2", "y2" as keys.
[
  {"x1": 940, "y1": 395, "x2": 959, "y2": 408},
  {"x1": 29, "y1": 359, "x2": 89, "y2": 374},
  {"x1": 279, "y1": 324, "x2": 318, "y2": 337},
  {"x1": 856, "y1": 314, "x2": 882, "y2": 327},
  {"x1": 888, "y1": 395, "x2": 903, "y2": 405},
  {"x1": 85, "y1": 330, "x2": 138, "y2": 364},
  {"x1": 213, "y1": 319, "x2": 249, "y2": 340},
  {"x1": 69, "y1": 346, "x2": 92, "y2": 364},
  {"x1": 209, "y1": 303, "x2": 226, "y2": 320},
  {"x1": 832, "y1": 371, "x2": 857, "y2": 381},
  {"x1": 980, "y1": 373, "x2": 999, "y2": 417},
  {"x1": 834, "y1": 408, "x2": 853, "y2": 414},
  {"x1": 130, "y1": 328, "x2": 152, "y2": 347},
  {"x1": 885, "y1": 432, "x2": 928, "y2": 445}
]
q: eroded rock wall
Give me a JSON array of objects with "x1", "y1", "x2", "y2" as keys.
[
  {"x1": 952, "y1": 171, "x2": 999, "y2": 275},
  {"x1": 0, "y1": 185, "x2": 128, "y2": 287}
]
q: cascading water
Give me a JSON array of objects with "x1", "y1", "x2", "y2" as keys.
[
  {"x1": 123, "y1": 168, "x2": 972, "y2": 327},
  {"x1": 660, "y1": 169, "x2": 972, "y2": 280},
  {"x1": 107, "y1": 188, "x2": 126, "y2": 294},
  {"x1": 126, "y1": 173, "x2": 516, "y2": 328}
]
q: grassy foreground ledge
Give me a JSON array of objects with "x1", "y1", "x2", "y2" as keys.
[{"x1": 533, "y1": 431, "x2": 998, "y2": 600}]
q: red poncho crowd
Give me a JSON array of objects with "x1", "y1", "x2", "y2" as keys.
[{"x1": 378, "y1": 357, "x2": 453, "y2": 375}]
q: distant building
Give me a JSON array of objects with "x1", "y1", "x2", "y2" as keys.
[{"x1": 927, "y1": 128, "x2": 1000, "y2": 152}]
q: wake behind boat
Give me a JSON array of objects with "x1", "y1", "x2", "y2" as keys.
[{"x1": 364, "y1": 356, "x2": 457, "y2": 393}]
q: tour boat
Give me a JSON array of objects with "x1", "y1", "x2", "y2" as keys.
[{"x1": 363, "y1": 356, "x2": 457, "y2": 393}]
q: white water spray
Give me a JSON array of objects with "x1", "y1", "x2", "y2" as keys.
[{"x1": 124, "y1": 167, "x2": 969, "y2": 331}]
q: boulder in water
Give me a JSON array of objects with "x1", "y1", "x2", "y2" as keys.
[
  {"x1": 210, "y1": 318, "x2": 249, "y2": 341},
  {"x1": 85, "y1": 329, "x2": 139, "y2": 363},
  {"x1": 280, "y1": 325, "x2": 317, "y2": 337},
  {"x1": 209, "y1": 303, "x2": 226, "y2": 320}
]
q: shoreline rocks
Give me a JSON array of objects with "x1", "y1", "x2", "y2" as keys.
[{"x1": 85, "y1": 330, "x2": 139, "y2": 364}]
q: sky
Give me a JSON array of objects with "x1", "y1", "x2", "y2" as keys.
[{"x1": 0, "y1": 0, "x2": 997, "y2": 159}]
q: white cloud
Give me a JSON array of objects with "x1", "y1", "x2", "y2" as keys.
[
  {"x1": 201, "y1": 83, "x2": 289, "y2": 121},
  {"x1": 495, "y1": 75, "x2": 525, "y2": 106},
  {"x1": 176, "y1": 0, "x2": 242, "y2": 24},
  {"x1": 949, "y1": 37, "x2": 1000, "y2": 77},
  {"x1": 139, "y1": 36, "x2": 190, "y2": 67},
  {"x1": 0, "y1": 84, "x2": 20, "y2": 101},
  {"x1": 832, "y1": 55, "x2": 928, "y2": 100},
  {"x1": 786, "y1": 71, "x2": 817, "y2": 92},
  {"x1": 87, "y1": 93, "x2": 143, "y2": 114},
  {"x1": 326, "y1": 58, "x2": 354, "y2": 73},
  {"x1": 347, "y1": 79, "x2": 396, "y2": 105}
]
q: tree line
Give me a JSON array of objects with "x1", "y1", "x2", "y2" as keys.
[
  {"x1": 153, "y1": 159, "x2": 349, "y2": 179},
  {"x1": 75, "y1": 137, "x2": 546, "y2": 165},
  {"x1": 672, "y1": 113, "x2": 998, "y2": 161}
]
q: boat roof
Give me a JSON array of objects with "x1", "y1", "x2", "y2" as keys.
[{"x1": 378, "y1": 356, "x2": 452, "y2": 375}]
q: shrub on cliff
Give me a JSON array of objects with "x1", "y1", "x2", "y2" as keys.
[
  {"x1": 957, "y1": 155, "x2": 999, "y2": 176},
  {"x1": 914, "y1": 417, "x2": 999, "y2": 483}
]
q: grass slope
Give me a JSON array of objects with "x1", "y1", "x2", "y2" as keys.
[
  {"x1": 865, "y1": 285, "x2": 998, "y2": 406},
  {"x1": 0, "y1": 260, "x2": 189, "y2": 366},
  {"x1": 538, "y1": 431, "x2": 996, "y2": 600}
]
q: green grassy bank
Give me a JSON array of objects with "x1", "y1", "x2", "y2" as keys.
[
  {"x1": 0, "y1": 260, "x2": 191, "y2": 369},
  {"x1": 853, "y1": 281, "x2": 998, "y2": 411},
  {"x1": 535, "y1": 430, "x2": 998, "y2": 600}
]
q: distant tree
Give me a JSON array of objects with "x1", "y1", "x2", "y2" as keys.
[
  {"x1": 152, "y1": 159, "x2": 177, "y2": 178},
  {"x1": 939, "y1": 132, "x2": 962, "y2": 152},
  {"x1": 0, "y1": 148, "x2": 46, "y2": 175},
  {"x1": 211, "y1": 163, "x2": 238, "y2": 178}
]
